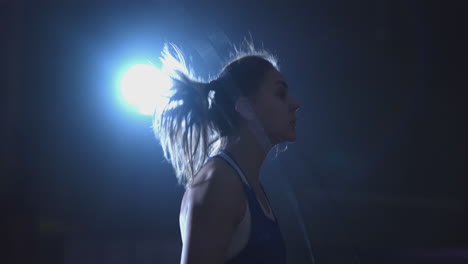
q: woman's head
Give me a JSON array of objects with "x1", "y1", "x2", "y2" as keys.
[
  {"x1": 244, "y1": 67, "x2": 300, "y2": 144},
  {"x1": 153, "y1": 43, "x2": 299, "y2": 188}
]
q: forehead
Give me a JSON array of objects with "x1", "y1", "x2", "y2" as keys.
[{"x1": 262, "y1": 68, "x2": 286, "y2": 88}]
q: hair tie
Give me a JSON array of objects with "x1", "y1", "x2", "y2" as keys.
[{"x1": 208, "y1": 79, "x2": 220, "y2": 92}]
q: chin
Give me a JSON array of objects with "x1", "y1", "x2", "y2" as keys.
[
  {"x1": 285, "y1": 129, "x2": 297, "y2": 142},
  {"x1": 270, "y1": 129, "x2": 297, "y2": 144},
  {"x1": 276, "y1": 133, "x2": 297, "y2": 143}
]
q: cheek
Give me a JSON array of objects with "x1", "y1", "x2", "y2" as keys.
[
  {"x1": 254, "y1": 97, "x2": 288, "y2": 129},
  {"x1": 259, "y1": 104, "x2": 288, "y2": 130}
]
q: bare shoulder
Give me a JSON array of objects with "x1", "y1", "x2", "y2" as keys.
[
  {"x1": 179, "y1": 157, "x2": 246, "y2": 264},
  {"x1": 181, "y1": 157, "x2": 245, "y2": 224}
]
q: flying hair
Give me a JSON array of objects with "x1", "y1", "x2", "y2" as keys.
[{"x1": 152, "y1": 39, "x2": 285, "y2": 189}]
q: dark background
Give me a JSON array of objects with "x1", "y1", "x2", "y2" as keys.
[{"x1": 1, "y1": 0, "x2": 467, "y2": 263}]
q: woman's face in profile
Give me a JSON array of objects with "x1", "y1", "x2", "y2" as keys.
[{"x1": 253, "y1": 68, "x2": 300, "y2": 144}]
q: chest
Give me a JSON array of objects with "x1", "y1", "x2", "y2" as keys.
[{"x1": 250, "y1": 185, "x2": 273, "y2": 219}]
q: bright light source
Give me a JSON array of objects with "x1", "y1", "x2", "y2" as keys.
[{"x1": 120, "y1": 64, "x2": 172, "y2": 115}]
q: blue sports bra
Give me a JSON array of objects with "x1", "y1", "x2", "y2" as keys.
[{"x1": 208, "y1": 150, "x2": 288, "y2": 264}]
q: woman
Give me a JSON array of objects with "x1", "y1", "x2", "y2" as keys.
[{"x1": 153, "y1": 43, "x2": 300, "y2": 264}]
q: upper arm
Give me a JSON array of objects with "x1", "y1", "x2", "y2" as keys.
[{"x1": 179, "y1": 166, "x2": 244, "y2": 264}]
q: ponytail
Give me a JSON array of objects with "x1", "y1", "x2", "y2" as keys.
[{"x1": 153, "y1": 44, "x2": 221, "y2": 189}]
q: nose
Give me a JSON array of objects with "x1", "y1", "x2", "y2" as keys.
[{"x1": 290, "y1": 96, "x2": 301, "y2": 112}]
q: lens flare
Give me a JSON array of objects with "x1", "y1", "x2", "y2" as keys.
[{"x1": 120, "y1": 64, "x2": 172, "y2": 115}]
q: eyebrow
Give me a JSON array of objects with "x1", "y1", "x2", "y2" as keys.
[{"x1": 275, "y1": 80, "x2": 289, "y2": 90}]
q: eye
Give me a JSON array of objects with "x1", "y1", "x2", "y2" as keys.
[{"x1": 277, "y1": 89, "x2": 287, "y2": 100}]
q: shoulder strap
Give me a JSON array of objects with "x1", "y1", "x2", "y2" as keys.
[{"x1": 216, "y1": 151, "x2": 252, "y2": 190}]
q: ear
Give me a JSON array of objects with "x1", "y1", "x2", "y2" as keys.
[{"x1": 235, "y1": 97, "x2": 256, "y2": 121}]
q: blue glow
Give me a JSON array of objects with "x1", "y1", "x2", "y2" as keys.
[{"x1": 120, "y1": 64, "x2": 172, "y2": 115}]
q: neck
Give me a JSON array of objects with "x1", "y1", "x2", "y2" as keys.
[{"x1": 224, "y1": 125, "x2": 272, "y2": 189}]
